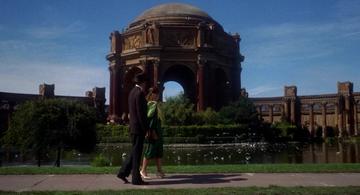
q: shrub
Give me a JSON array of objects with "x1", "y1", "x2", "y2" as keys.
[
  {"x1": 91, "y1": 154, "x2": 111, "y2": 167},
  {"x1": 192, "y1": 107, "x2": 221, "y2": 125},
  {"x1": 96, "y1": 124, "x2": 129, "y2": 142},
  {"x1": 326, "y1": 126, "x2": 336, "y2": 137},
  {"x1": 271, "y1": 121, "x2": 310, "y2": 141}
]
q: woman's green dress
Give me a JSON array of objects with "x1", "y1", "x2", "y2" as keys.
[{"x1": 144, "y1": 101, "x2": 163, "y2": 159}]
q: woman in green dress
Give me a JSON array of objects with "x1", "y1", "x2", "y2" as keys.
[{"x1": 140, "y1": 87, "x2": 165, "y2": 179}]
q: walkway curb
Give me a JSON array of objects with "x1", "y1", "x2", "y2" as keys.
[{"x1": 1, "y1": 173, "x2": 360, "y2": 192}]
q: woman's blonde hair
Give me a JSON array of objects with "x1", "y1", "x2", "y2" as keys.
[{"x1": 146, "y1": 87, "x2": 160, "y2": 101}]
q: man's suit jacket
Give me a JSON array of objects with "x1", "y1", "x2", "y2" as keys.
[{"x1": 128, "y1": 86, "x2": 148, "y2": 135}]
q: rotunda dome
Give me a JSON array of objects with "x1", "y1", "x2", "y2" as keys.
[{"x1": 133, "y1": 3, "x2": 214, "y2": 23}]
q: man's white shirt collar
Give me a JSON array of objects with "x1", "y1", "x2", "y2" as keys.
[{"x1": 135, "y1": 84, "x2": 143, "y2": 91}]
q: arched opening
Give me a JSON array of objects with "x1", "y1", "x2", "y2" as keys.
[
  {"x1": 214, "y1": 68, "x2": 229, "y2": 110},
  {"x1": 162, "y1": 81, "x2": 184, "y2": 101},
  {"x1": 161, "y1": 65, "x2": 196, "y2": 106}
]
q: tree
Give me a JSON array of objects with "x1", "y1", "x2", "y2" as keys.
[
  {"x1": 219, "y1": 96, "x2": 260, "y2": 125},
  {"x1": 159, "y1": 93, "x2": 195, "y2": 126},
  {"x1": 217, "y1": 97, "x2": 262, "y2": 141},
  {"x1": 192, "y1": 107, "x2": 221, "y2": 125},
  {"x1": 2, "y1": 99, "x2": 97, "y2": 167}
]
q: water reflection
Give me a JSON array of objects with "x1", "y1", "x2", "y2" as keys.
[
  {"x1": 1, "y1": 142, "x2": 360, "y2": 166},
  {"x1": 81, "y1": 142, "x2": 360, "y2": 166}
]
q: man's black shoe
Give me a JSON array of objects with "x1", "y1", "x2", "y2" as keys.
[
  {"x1": 117, "y1": 174, "x2": 129, "y2": 184},
  {"x1": 132, "y1": 180, "x2": 149, "y2": 185}
]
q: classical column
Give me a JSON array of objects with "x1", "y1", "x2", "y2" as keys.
[
  {"x1": 108, "y1": 66, "x2": 114, "y2": 117},
  {"x1": 107, "y1": 31, "x2": 122, "y2": 123},
  {"x1": 338, "y1": 142, "x2": 346, "y2": 163},
  {"x1": 111, "y1": 65, "x2": 122, "y2": 123},
  {"x1": 257, "y1": 105, "x2": 263, "y2": 120},
  {"x1": 354, "y1": 101, "x2": 359, "y2": 136},
  {"x1": 197, "y1": 22, "x2": 205, "y2": 47},
  {"x1": 309, "y1": 144, "x2": 316, "y2": 163},
  {"x1": 322, "y1": 143, "x2": 329, "y2": 163},
  {"x1": 322, "y1": 102, "x2": 327, "y2": 138},
  {"x1": 309, "y1": 104, "x2": 314, "y2": 137},
  {"x1": 197, "y1": 58, "x2": 205, "y2": 111},
  {"x1": 269, "y1": 104, "x2": 274, "y2": 124},
  {"x1": 290, "y1": 98, "x2": 296, "y2": 124},
  {"x1": 335, "y1": 103, "x2": 339, "y2": 130},
  {"x1": 338, "y1": 97, "x2": 345, "y2": 137},
  {"x1": 345, "y1": 95, "x2": 351, "y2": 135},
  {"x1": 284, "y1": 99, "x2": 290, "y2": 122},
  {"x1": 355, "y1": 143, "x2": 359, "y2": 164},
  {"x1": 280, "y1": 104, "x2": 285, "y2": 119},
  {"x1": 153, "y1": 59, "x2": 160, "y2": 87}
]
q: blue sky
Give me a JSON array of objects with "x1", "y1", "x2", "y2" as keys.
[{"x1": 1, "y1": 0, "x2": 359, "y2": 102}]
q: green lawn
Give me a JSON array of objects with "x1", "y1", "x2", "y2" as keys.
[
  {"x1": 1, "y1": 163, "x2": 360, "y2": 175},
  {"x1": 1, "y1": 186, "x2": 360, "y2": 195}
]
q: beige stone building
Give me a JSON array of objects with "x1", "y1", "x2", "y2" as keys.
[{"x1": 251, "y1": 82, "x2": 360, "y2": 138}]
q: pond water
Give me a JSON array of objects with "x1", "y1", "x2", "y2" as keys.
[{"x1": 2, "y1": 142, "x2": 360, "y2": 166}]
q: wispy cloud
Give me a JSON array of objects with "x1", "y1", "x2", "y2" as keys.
[
  {"x1": 0, "y1": 20, "x2": 108, "y2": 101},
  {"x1": 342, "y1": 31, "x2": 360, "y2": 38},
  {"x1": 0, "y1": 39, "x2": 62, "y2": 54},
  {"x1": 247, "y1": 85, "x2": 282, "y2": 97},
  {"x1": 241, "y1": 0, "x2": 360, "y2": 97},
  {"x1": 335, "y1": 0, "x2": 360, "y2": 18},
  {"x1": 243, "y1": 14, "x2": 360, "y2": 68},
  {"x1": 25, "y1": 21, "x2": 87, "y2": 39},
  {"x1": 0, "y1": 62, "x2": 107, "y2": 97}
]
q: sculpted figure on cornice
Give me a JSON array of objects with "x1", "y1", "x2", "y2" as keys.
[
  {"x1": 111, "y1": 33, "x2": 116, "y2": 53},
  {"x1": 285, "y1": 86, "x2": 297, "y2": 97},
  {"x1": 204, "y1": 23, "x2": 214, "y2": 45},
  {"x1": 145, "y1": 22, "x2": 156, "y2": 45}
]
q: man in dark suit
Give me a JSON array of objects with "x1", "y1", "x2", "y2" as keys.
[{"x1": 117, "y1": 73, "x2": 149, "y2": 185}]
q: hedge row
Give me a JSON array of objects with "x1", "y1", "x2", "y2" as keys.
[{"x1": 96, "y1": 124, "x2": 129, "y2": 138}]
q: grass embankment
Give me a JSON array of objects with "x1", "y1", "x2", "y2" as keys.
[
  {"x1": 1, "y1": 163, "x2": 360, "y2": 175},
  {"x1": 1, "y1": 186, "x2": 360, "y2": 195}
]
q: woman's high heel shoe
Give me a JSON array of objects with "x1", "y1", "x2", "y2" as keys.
[
  {"x1": 140, "y1": 171, "x2": 151, "y2": 179},
  {"x1": 156, "y1": 171, "x2": 165, "y2": 178}
]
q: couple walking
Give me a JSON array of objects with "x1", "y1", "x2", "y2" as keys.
[{"x1": 117, "y1": 73, "x2": 164, "y2": 185}]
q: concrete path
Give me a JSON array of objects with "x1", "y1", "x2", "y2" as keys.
[{"x1": 1, "y1": 173, "x2": 360, "y2": 192}]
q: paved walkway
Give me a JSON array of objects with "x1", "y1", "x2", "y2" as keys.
[{"x1": 1, "y1": 173, "x2": 360, "y2": 192}]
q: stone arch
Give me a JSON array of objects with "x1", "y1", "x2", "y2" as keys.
[
  {"x1": 160, "y1": 64, "x2": 197, "y2": 105},
  {"x1": 313, "y1": 103, "x2": 322, "y2": 111},
  {"x1": 273, "y1": 104, "x2": 283, "y2": 113},
  {"x1": 326, "y1": 102, "x2": 336, "y2": 111}
]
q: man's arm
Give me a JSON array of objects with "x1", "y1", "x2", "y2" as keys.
[{"x1": 136, "y1": 91, "x2": 148, "y2": 133}]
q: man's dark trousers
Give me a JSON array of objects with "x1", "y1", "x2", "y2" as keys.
[{"x1": 118, "y1": 133, "x2": 145, "y2": 183}]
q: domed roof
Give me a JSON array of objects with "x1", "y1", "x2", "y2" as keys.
[{"x1": 134, "y1": 3, "x2": 213, "y2": 22}]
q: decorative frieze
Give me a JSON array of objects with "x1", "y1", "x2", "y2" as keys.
[
  {"x1": 160, "y1": 28, "x2": 196, "y2": 47},
  {"x1": 122, "y1": 33, "x2": 143, "y2": 50}
]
